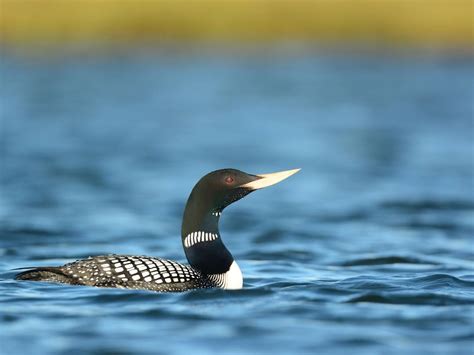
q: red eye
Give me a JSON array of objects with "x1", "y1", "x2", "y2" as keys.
[{"x1": 225, "y1": 176, "x2": 234, "y2": 184}]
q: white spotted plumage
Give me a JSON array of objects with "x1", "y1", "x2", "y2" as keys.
[{"x1": 58, "y1": 255, "x2": 210, "y2": 291}]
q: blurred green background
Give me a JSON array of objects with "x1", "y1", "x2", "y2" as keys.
[{"x1": 1, "y1": 0, "x2": 472, "y2": 49}]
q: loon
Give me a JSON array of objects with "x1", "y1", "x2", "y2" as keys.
[{"x1": 16, "y1": 168, "x2": 300, "y2": 292}]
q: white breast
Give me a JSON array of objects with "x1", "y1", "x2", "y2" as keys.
[{"x1": 208, "y1": 261, "x2": 243, "y2": 290}]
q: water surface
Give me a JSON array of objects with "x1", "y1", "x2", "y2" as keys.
[{"x1": 1, "y1": 48, "x2": 473, "y2": 354}]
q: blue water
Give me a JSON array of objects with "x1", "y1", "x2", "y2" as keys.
[{"x1": 1, "y1": 48, "x2": 473, "y2": 355}]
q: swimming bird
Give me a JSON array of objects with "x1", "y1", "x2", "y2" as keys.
[{"x1": 16, "y1": 168, "x2": 300, "y2": 292}]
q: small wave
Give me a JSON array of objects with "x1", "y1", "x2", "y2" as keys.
[
  {"x1": 179, "y1": 286, "x2": 274, "y2": 301},
  {"x1": 253, "y1": 228, "x2": 288, "y2": 243},
  {"x1": 72, "y1": 290, "x2": 162, "y2": 303},
  {"x1": 408, "y1": 274, "x2": 474, "y2": 289},
  {"x1": 385, "y1": 221, "x2": 472, "y2": 232},
  {"x1": 340, "y1": 255, "x2": 438, "y2": 266},
  {"x1": 245, "y1": 250, "x2": 315, "y2": 262},
  {"x1": 0, "y1": 226, "x2": 66, "y2": 237},
  {"x1": 262, "y1": 280, "x2": 319, "y2": 289},
  {"x1": 345, "y1": 292, "x2": 474, "y2": 306},
  {"x1": 315, "y1": 211, "x2": 370, "y2": 223},
  {"x1": 379, "y1": 199, "x2": 474, "y2": 212},
  {"x1": 120, "y1": 308, "x2": 214, "y2": 320},
  {"x1": 0, "y1": 248, "x2": 19, "y2": 257},
  {"x1": 447, "y1": 332, "x2": 474, "y2": 341}
]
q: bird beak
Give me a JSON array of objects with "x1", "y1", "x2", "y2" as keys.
[{"x1": 239, "y1": 168, "x2": 301, "y2": 190}]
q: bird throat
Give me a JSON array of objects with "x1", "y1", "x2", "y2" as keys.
[{"x1": 181, "y1": 193, "x2": 234, "y2": 275}]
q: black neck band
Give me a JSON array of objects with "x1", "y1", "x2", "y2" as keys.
[{"x1": 181, "y1": 192, "x2": 233, "y2": 274}]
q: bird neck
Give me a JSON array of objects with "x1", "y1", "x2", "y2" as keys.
[{"x1": 181, "y1": 192, "x2": 234, "y2": 275}]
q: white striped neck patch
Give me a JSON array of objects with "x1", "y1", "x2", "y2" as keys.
[{"x1": 184, "y1": 231, "x2": 219, "y2": 248}]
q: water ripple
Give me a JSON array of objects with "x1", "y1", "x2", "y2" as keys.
[
  {"x1": 340, "y1": 255, "x2": 439, "y2": 266},
  {"x1": 1, "y1": 50, "x2": 473, "y2": 355},
  {"x1": 345, "y1": 292, "x2": 474, "y2": 306}
]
